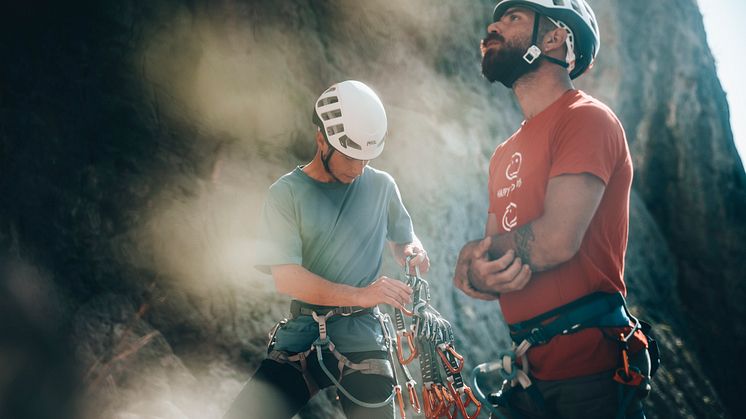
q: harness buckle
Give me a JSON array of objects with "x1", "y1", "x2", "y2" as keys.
[
  {"x1": 528, "y1": 327, "x2": 547, "y2": 345},
  {"x1": 312, "y1": 310, "x2": 333, "y2": 342}
]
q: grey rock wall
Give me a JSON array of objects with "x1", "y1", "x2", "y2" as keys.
[{"x1": 1, "y1": 0, "x2": 743, "y2": 418}]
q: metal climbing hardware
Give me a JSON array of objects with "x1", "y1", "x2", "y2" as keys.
[
  {"x1": 394, "y1": 304, "x2": 418, "y2": 365},
  {"x1": 266, "y1": 318, "x2": 287, "y2": 353},
  {"x1": 384, "y1": 255, "x2": 481, "y2": 419},
  {"x1": 470, "y1": 292, "x2": 661, "y2": 419},
  {"x1": 271, "y1": 255, "x2": 480, "y2": 418}
]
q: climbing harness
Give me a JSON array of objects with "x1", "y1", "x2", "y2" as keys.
[
  {"x1": 268, "y1": 301, "x2": 397, "y2": 409},
  {"x1": 471, "y1": 292, "x2": 660, "y2": 419},
  {"x1": 266, "y1": 255, "x2": 481, "y2": 418}
]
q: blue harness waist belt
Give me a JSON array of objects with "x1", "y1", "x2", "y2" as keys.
[{"x1": 508, "y1": 292, "x2": 632, "y2": 346}]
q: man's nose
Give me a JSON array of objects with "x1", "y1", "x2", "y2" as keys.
[{"x1": 487, "y1": 21, "x2": 502, "y2": 34}]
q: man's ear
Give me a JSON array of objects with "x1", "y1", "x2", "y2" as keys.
[
  {"x1": 315, "y1": 129, "x2": 327, "y2": 150},
  {"x1": 543, "y1": 26, "x2": 568, "y2": 54}
]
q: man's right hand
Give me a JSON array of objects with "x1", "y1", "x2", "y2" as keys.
[
  {"x1": 356, "y1": 276, "x2": 413, "y2": 311},
  {"x1": 453, "y1": 238, "x2": 501, "y2": 300},
  {"x1": 453, "y1": 236, "x2": 530, "y2": 299}
]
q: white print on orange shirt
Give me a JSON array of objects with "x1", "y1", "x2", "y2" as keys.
[
  {"x1": 496, "y1": 178, "x2": 523, "y2": 198},
  {"x1": 502, "y1": 202, "x2": 518, "y2": 232},
  {"x1": 505, "y1": 152, "x2": 522, "y2": 180}
]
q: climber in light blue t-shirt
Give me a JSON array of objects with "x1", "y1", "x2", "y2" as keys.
[
  {"x1": 224, "y1": 80, "x2": 430, "y2": 419},
  {"x1": 256, "y1": 164, "x2": 421, "y2": 353}
]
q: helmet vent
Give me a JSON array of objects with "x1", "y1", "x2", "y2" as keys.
[
  {"x1": 584, "y1": 3, "x2": 598, "y2": 33},
  {"x1": 338, "y1": 135, "x2": 362, "y2": 150},
  {"x1": 552, "y1": 0, "x2": 566, "y2": 5},
  {"x1": 570, "y1": 0, "x2": 582, "y2": 14},
  {"x1": 317, "y1": 96, "x2": 339, "y2": 107},
  {"x1": 312, "y1": 80, "x2": 387, "y2": 160},
  {"x1": 321, "y1": 109, "x2": 342, "y2": 121},
  {"x1": 326, "y1": 124, "x2": 345, "y2": 136}
]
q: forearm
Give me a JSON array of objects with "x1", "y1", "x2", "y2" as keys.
[
  {"x1": 465, "y1": 174, "x2": 603, "y2": 294},
  {"x1": 488, "y1": 220, "x2": 575, "y2": 273},
  {"x1": 271, "y1": 264, "x2": 361, "y2": 306}
]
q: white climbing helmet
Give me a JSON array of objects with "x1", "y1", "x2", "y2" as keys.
[
  {"x1": 312, "y1": 80, "x2": 388, "y2": 161},
  {"x1": 493, "y1": 0, "x2": 600, "y2": 79}
]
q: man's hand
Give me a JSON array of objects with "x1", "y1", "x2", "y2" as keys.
[
  {"x1": 355, "y1": 276, "x2": 413, "y2": 311},
  {"x1": 470, "y1": 236, "x2": 532, "y2": 294},
  {"x1": 453, "y1": 236, "x2": 532, "y2": 299},
  {"x1": 453, "y1": 238, "x2": 500, "y2": 300},
  {"x1": 402, "y1": 243, "x2": 430, "y2": 275}
]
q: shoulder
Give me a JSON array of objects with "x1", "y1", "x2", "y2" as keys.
[
  {"x1": 561, "y1": 91, "x2": 623, "y2": 131},
  {"x1": 362, "y1": 166, "x2": 397, "y2": 187},
  {"x1": 267, "y1": 169, "x2": 301, "y2": 200}
]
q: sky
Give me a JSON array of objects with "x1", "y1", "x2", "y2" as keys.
[{"x1": 698, "y1": 0, "x2": 746, "y2": 166}]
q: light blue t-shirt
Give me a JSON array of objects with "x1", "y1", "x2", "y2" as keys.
[{"x1": 255, "y1": 165, "x2": 414, "y2": 353}]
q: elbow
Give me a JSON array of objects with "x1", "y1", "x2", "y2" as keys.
[{"x1": 542, "y1": 233, "x2": 582, "y2": 267}]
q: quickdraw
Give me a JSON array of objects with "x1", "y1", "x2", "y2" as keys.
[
  {"x1": 387, "y1": 255, "x2": 481, "y2": 419},
  {"x1": 281, "y1": 254, "x2": 481, "y2": 418}
]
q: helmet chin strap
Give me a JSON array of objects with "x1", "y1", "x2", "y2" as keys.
[
  {"x1": 321, "y1": 139, "x2": 344, "y2": 183},
  {"x1": 505, "y1": 11, "x2": 569, "y2": 87},
  {"x1": 526, "y1": 11, "x2": 571, "y2": 69}
]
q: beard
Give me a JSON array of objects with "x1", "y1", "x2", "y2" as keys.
[{"x1": 481, "y1": 33, "x2": 541, "y2": 88}]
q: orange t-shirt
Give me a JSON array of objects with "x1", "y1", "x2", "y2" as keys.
[{"x1": 488, "y1": 90, "x2": 641, "y2": 380}]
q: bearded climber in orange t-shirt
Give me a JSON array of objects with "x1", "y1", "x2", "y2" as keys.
[{"x1": 453, "y1": 1, "x2": 654, "y2": 418}]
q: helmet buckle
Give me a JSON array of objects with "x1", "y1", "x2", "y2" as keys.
[{"x1": 523, "y1": 45, "x2": 542, "y2": 64}]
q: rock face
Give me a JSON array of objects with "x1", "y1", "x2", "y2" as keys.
[{"x1": 1, "y1": 0, "x2": 743, "y2": 418}]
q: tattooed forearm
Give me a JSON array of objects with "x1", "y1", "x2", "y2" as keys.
[
  {"x1": 514, "y1": 223, "x2": 535, "y2": 269},
  {"x1": 512, "y1": 222, "x2": 562, "y2": 272}
]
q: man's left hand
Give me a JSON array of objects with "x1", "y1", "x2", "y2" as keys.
[
  {"x1": 453, "y1": 236, "x2": 531, "y2": 299},
  {"x1": 402, "y1": 244, "x2": 430, "y2": 275}
]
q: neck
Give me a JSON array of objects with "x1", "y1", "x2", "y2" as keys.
[
  {"x1": 512, "y1": 64, "x2": 574, "y2": 120},
  {"x1": 303, "y1": 152, "x2": 335, "y2": 183}
]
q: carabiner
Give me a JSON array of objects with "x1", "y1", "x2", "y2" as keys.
[
  {"x1": 437, "y1": 344, "x2": 465, "y2": 374},
  {"x1": 438, "y1": 385, "x2": 453, "y2": 419},
  {"x1": 406, "y1": 380, "x2": 421, "y2": 414},
  {"x1": 460, "y1": 387, "x2": 482, "y2": 419},
  {"x1": 446, "y1": 382, "x2": 481, "y2": 419},
  {"x1": 405, "y1": 254, "x2": 423, "y2": 278},
  {"x1": 397, "y1": 330, "x2": 418, "y2": 365},
  {"x1": 439, "y1": 384, "x2": 456, "y2": 418},
  {"x1": 422, "y1": 385, "x2": 440, "y2": 418},
  {"x1": 448, "y1": 381, "x2": 482, "y2": 419},
  {"x1": 395, "y1": 384, "x2": 407, "y2": 419}
]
